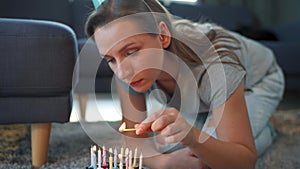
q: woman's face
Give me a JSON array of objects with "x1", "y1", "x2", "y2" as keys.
[{"x1": 94, "y1": 20, "x2": 170, "y2": 93}]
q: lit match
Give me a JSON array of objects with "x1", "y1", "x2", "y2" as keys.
[{"x1": 119, "y1": 122, "x2": 137, "y2": 132}]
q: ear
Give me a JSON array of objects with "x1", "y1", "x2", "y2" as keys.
[{"x1": 158, "y1": 21, "x2": 171, "y2": 49}]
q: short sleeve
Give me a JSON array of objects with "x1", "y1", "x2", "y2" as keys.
[{"x1": 198, "y1": 58, "x2": 246, "y2": 110}]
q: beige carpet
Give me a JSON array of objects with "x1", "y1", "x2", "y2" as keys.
[{"x1": 0, "y1": 91, "x2": 299, "y2": 169}]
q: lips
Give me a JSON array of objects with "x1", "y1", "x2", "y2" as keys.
[{"x1": 130, "y1": 79, "x2": 143, "y2": 87}]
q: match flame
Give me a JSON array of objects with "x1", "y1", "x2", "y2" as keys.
[{"x1": 119, "y1": 122, "x2": 126, "y2": 132}]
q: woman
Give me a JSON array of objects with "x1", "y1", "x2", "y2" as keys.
[{"x1": 85, "y1": 0, "x2": 285, "y2": 168}]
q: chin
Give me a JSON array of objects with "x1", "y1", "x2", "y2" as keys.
[
  {"x1": 131, "y1": 84, "x2": 152, "y2": 93},
  {"x1": 131, "y1": 87, "x2": 148, "y2": 93}
]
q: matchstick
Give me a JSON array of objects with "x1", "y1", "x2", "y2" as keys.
[
  {"x1": 119, "y1": 122, "x2": 137, "y2": 132},
  {"x1": 120, "y1": 128, "x2": 136, "y2": 132}
]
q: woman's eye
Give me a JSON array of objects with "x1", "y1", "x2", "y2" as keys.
[
  {"x1": 126, "y1": 49, "x2": 138, "y2": 56},
  {"x1": 106, "y1": 58, "x2": 115, "y2": 63}
]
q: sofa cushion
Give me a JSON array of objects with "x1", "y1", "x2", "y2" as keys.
[{"x1": 0, "y1": 18, "x2": 77, "y2": 96}]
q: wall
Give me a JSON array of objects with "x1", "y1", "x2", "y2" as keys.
[
  {"x1": 202, "y1": 0, "x2": 300, "y2": 26},
  {"x1": 276, "y1": 0, "x2": 300, "y2": 24}
]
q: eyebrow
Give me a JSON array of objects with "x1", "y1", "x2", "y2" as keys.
[
  {"x1": 119, "y1": 42, "x2": 136, "y2": 53},
  {"x1": 99, "y1": 42, "x2": 136, "y2": 58}
]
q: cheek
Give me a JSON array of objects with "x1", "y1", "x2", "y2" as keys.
[
  {"x1": 109, "y1": 64, "x2": 117, "y2": 74},
  {"x1": 132, "y1": 48, "x2": 164, "y2": 72}
]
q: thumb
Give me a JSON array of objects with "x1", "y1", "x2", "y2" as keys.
[{"x1": 135, "y1": 110, "x2": 163, "y2": 135}]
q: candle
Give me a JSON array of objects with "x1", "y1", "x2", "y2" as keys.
[
  {"x1": 125, "y1": 153, "x2": 129, "y2": 169},
  {"x1": 109, "y1": 148, "x2": 113, "y2": 169},
  {"x1": 103, "y1": 146, "x2": 106, "y2": 164},
  {"x1": 125, "y1": 148, "x2": 129, "y2": 169},
  {"x1": 90, "y1": 145, "x2": 93, "y2": 166},
  {"x1": 119, "y1": 147, "x2": 124, "y2": 169},
  {"x1": 132, "y1": 148, "x2": 138, "y2": 168},
  {"x1": 90, "y1": 145, "x2": 97, "y2": 168},
  {"x1": 98, "y1": 147, "x2": 102, "y2": 167},
  {"x1": 113, "y1": 147, "x2": 118, "y2": 168},
  {"x1": 128, "y1": 150, "x2": 133, "y2": 169},
  {"x1": 138, "y1": 153, "x2": 143, "y2": 169},
  {"x1": 102, "y1": 146, "x2": 108, "y2": 168}
]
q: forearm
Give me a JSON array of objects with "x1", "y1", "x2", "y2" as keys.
[
  {"x1": 143, "y1": 153, "x2": 170, "y2": 169},
  {"x1": 185, "y1": 83, "x2": 257, "y2": 169},
  {"x1": 187, "y1": 129, "x2": 257, "y2": 169}
]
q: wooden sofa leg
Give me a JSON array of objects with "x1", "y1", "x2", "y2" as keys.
[
  {"x1": 31, "y1": 123, "x2": 51, "y2": 168},
  {"x1": 79, "y1": 94, "x2": 88, "y2": 120}
]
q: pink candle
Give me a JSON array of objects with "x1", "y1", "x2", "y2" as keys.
[
  {"x1": 125, "y1": 148, "x2": 129, "y2": 169},
  {"x1": 102, "y1": 146, "x2": 108, "y2": 168},
  {"x1": 125, "y1": 155, "x2": 129, "y2": 169}
]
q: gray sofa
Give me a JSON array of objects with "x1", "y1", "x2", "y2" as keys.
[
  {"x1": 1, "y1": 1, "x2": 299, "y2": 120},
  {"x1": 2, "y1": 1, "x2": 298, "y2": 93},
  {"x1": 0, "y1": 18, "x2": 76, "y2": 167},
  {"x1": 168, "y1": 3, "x2": 300, "y2": 91},
  {"x1": 0, "y1": 0, "x2": 113, "y2": 118}
]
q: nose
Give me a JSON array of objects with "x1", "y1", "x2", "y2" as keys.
[{"x1": 116, "y1": 58, "x2": 133, "y2": 82}]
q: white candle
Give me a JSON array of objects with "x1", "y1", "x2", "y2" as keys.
[
  {"x1": 129, "y1": 150, "x2": 133, "y2": 169},
  {"x1": 91, "y1": 145, "x2": 97, "y2": 168},
  {"x1": 138, "y1": 153, "x2": 143, "y2": 169},
  {"x1": 119, "y1": 147, "x2": 124, "y2": 169},
  {"x1": 132, "y1": 148, "x2": 138, "y2": 167},
  {"x1": 90, "y1": 146, "x2": 93, "y2": 166},
  {"x1": 121, "y1": 147, "x2": 124, "y2": 156},
  {"x1": 114, "y1": 147, "x2": 117, "y2": 168}
]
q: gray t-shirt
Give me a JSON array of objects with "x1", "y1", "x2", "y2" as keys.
[
  {"x1": 149, "y1": 24, "x2": 276, "y2": 113},
  {"x1": 146, "y1": 24, "x2": 277, "y2": 152}
]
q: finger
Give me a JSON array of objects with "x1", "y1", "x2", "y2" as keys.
[
  {"x1": 160, "y1": 115, "x2": 191, "y2": 137},
  {"x1": 135, "y1": 110, "x2": 164, "y2": 135},
  {"x1": 163, "y1": 123, "x2": 192, "y2": 144},
  {"x1": 151, "y1": 113, "x2": 177, "y2": 132},
  {"x1": 160, "y1": 122, "x2": 180, "y2": 137},
  {"x1": 164, "y1": 130, "x2": 184, "y2": 144},
  {"x1": 155, "y1": 129, "x2": 182, "y2": 145},
  {"x1": 135, "y1": 122, "x2": 152, "y2": 135}
]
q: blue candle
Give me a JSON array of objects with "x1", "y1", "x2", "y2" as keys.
[
  {"x1": 89, "y1": 145, "x2": 97, "y2": 169},
  {"x1": 114, "y1": 147, "x2": 118, "y2": 168}
]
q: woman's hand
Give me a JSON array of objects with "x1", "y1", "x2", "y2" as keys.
[{"x1": 135, "y1": 107, "x2": 199, "y2": 146}]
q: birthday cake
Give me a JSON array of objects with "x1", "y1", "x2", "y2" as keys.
[{"x1": 86, "y1": 144, "x2": 143, "y2": 169}]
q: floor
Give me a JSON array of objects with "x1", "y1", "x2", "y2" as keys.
[
  {"x1": 70, "y1": 93, "x2": 122, "y2": 122},
  {"x1": 0, "y1": 90, "x2": 299, "y2": 168},
  {"x1": 70, "y1": 90, "x2": 300, "y2": 122}
]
